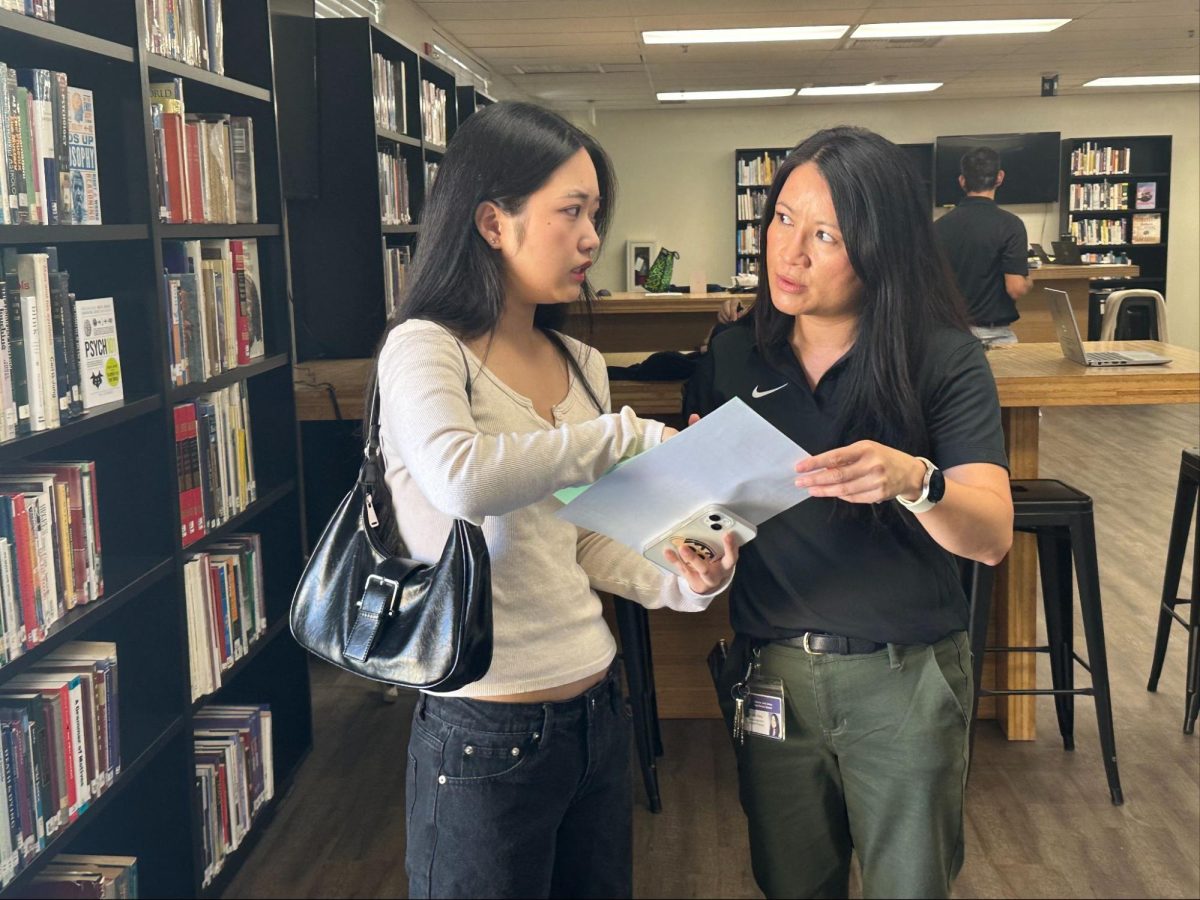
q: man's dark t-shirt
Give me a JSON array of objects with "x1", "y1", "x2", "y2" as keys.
[
  {"x1": 683, "y1": 322, "x2": 1008, "y2": 645},
  {"x1": 934, "y1": 196, "x2": 1029, "y2": 327}
]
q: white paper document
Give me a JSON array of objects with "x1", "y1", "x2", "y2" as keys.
[{"x1": 556, "y1": 398, "x2": 811, "y2": 553}]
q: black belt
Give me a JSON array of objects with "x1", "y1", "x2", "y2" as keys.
[
  {"x1": 774, "y1": 631, "x2": 887, "y2": 655},
  {"x1": 976, "y1": 321, "x2": 1014, "y2": 329}
]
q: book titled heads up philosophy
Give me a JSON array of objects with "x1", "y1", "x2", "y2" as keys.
[{"x1": 74, "y1": 297, "x2": 123, "y2": 409}]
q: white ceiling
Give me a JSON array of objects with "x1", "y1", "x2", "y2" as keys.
[{"x1": 411, "y1": 0, "x2": 1200, "y2": 110}]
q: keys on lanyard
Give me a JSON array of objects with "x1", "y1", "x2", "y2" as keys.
[{"x1": 730, "y1": 650, "x2": 758, "y2": 746}]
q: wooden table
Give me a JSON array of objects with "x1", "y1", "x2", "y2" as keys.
[{"x1": 291, "y1": 338, "x2": 1196, "y2": 741}]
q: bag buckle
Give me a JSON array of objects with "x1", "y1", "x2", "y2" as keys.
[
  {"x1": 802, "y1": 632, "x2": 824, "y2": 656},
  {"x1": 361, "y1": 574, "x2": 400, "y2": 616}
]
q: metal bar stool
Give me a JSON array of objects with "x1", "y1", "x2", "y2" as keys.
[
  {"x1": 1147, "y1": 448, "x2": 1199, "y2": 733},
  {"x1": 967, "y1": 479, "x2": 1124, "y2": 805},
  {"x1": 614, "y1": 597, "x2": 664, "y2": 812}
]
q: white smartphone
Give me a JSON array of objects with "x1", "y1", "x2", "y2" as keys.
[{"x1": 642, "y1": 504, "x2": 757, "y2": 572}]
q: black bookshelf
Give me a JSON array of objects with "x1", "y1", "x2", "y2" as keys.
[
  {"x1": 1060, "y1": 135, "x2": 1172, "y2": 301},
  {"x1": 734, "y1": 147, "x2": 788, "y2": 277},
  {"x1": 0, "y1": 1, "x2": 311, "y2": 896},
  {"x1": 456, "y1": 83, "x2": 493, "y2": 124},
  {"x1": 289, "y1": 17, "x2": 458, "y2": 360}
]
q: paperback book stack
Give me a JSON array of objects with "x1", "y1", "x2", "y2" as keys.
[
  {"x1": 194, "y1": 704, "x2": 273, "y2": 888},
  {"x1": 0, "y1": 641, "x2": 121, "y2": 887},
  {"x1": 173, "y1": 383, "x2": 257, "y2": 548},
  {"x1": 419, "y1": 80, "x2": 447, "y2": 146},
  {"x1": 23, "y1": 853, "x2": 138, "y2": 898},
  {"x1": 142, "y1": 0, "x2": 224, "y2": 75},
  {"x1": 162, "y1": 238, "x2": 266, "y2": 386},
  {"x1": 0, "y1": 62, "x2": 102, "y2": 225},
  {"x1": 0, "y1": 461, "x2": 103, "y2": 662},
  {"x1": 184, "y1": 533, "x2": 266, "y2": 702},
  {"x1": 378, "y1": 147, "x2": 411, "y2": 225},
  {"x1": 372, "y1": 53, "x2": 407, "y2": 134},
  {"x1": 149, "y1": 79, "x2": 257, "y2": 225},
  {"x1": 0, "y1": 1, "x2": 56, "y2": 22}
]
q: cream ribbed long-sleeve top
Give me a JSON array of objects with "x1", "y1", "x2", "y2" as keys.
[{"x1": 377, "y1": 319, "x2": 722, "y2": 698}]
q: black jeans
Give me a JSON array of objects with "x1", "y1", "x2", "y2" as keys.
[{"x1": 405, "y1": 665, "x2": 633, "y2": 899}]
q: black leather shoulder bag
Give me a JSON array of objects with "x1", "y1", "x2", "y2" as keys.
[{"x1": 289, "y1": 352, "x2": 492, "y2": 690}]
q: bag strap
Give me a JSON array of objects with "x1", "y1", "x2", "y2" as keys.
[
  {"x1": 363, "y1": 339, "x2": 473, "y2": 481},
  {"x1": 544, "y1": 330, "x2": 604, "y2": 415}
]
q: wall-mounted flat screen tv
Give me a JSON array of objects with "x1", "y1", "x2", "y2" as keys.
[{"x1": 934, "y1": 132, "x2": 1061, "y2": 206}]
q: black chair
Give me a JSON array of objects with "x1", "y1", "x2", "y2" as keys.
[
  {"x1": 614, "y1": 597, "x2": 664, "y2": 812},
  {"x1": 967, "y1": 479, "x2": 1124, "y2": 805},
  {"x1": 1147, "y1": 448, "x2": 1200, "y2": 734}
]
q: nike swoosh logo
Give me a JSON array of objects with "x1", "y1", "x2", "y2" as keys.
[{"x1": 751, "y1": 384, "x2": 787, "y2": 399}]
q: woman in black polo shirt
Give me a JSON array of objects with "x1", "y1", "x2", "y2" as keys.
[{"x1": 685, "y1": 126, "x2": 1014, "y2": 899}]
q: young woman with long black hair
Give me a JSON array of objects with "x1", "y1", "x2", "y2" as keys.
[
  {"x1": 687, "y1": 126, "x2": 1014, "y2": 899},
  {"x1": 375, "y1": 101, "x2": 736, "y2": 899}
]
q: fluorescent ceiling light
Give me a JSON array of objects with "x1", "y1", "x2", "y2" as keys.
[
  {"x1": 852, "y1": 18, "x2": 1070, "y2": 38},
  {"x1": 799, "y1": 82, "x2": 943, "y2": 96},
  {"x1": 1083, "y1": 75, "x2": 1199, "y2": 87},
  {"x1": 657, "y1": 89, "x2": 796, "y2": 102},
  {"x1": 643, "y1": 26, "x2": 848, "y2": 44}
]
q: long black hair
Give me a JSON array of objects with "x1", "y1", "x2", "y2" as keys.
[
  {"x1": 379, "y1": 100, "x2": 615, "y2": 345},
  {"x1": 752, "y1": 125, "x2": 969, "y2": 456}
]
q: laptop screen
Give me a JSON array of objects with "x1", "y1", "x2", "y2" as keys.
[{"x1": 1045, "y1": 289, "x2": 1088, "y2": 364}]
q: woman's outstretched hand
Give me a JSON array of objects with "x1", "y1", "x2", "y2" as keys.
[{"x1": 794, "y1": 441, "x2": 925, "y2": 504}]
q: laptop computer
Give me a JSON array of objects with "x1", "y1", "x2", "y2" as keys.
[
  {"x1": 1029, "y1": 243, "x2": 1053, "y2": 264},
  {"x1": 1050, "y1": 240, "x2": 1084, "y2": 265},
  {"x1": 1045, "y1": 288, "x2": 1171, "y2": 367}
]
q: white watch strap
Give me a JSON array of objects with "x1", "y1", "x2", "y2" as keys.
[{"x1": 896, "y1": 456, "x2": 938, "y2": 514}]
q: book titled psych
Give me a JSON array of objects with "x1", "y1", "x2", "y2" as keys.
[
  {"x1": 74, "y1": 297, "x2": 123, "y2": 410},
  {"x1": 67, "y1": 86, "x2": 102, "y2": 225}
]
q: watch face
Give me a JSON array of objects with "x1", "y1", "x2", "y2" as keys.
[{"x1": 928, "y1": 467, "x2": 947, "y2": 504}]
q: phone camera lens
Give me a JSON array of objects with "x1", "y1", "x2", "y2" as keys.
[
  {"x1": 708, "y1": 514, "x2": 721, "y2": 521},
  {"x1": 710, "y1": 523, "x2": 723, "y2": 531}
]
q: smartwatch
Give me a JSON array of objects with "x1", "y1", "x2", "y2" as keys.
[{"x1": 896, "y1": 456, "x2": 945, "y2": 514}]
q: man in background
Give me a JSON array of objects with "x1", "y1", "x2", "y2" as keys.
[{"x1": 934, "y1": 147, "x2": 1033, "y2": 346}]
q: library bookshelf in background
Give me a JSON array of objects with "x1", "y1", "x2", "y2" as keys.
[
  {"x1": 286, "y1": 16, "x2": 460, "y2": 545},
  {"x1": 288, "y1": 16, "x2": 459, "y2": 362},
  {"x1": 1059, "y1": 135, "x2": 1172, "y2": 303},
  {"x1": 733, "y1": 143, "x2": 934, "y2": 279},
  {"x1": 0, "y1": 1, "x2": 311, "y2": 896}
]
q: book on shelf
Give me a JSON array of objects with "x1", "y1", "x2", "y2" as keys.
[
  {"x1": 1069, "y1": 142, "x2": 1131, "y2": 176},
  {"x1": 66, "y1": 87, "x2": 101, "y2": 226},
  {"x1": 74, "y1": 296, "x2": 123, "y2": 411},
  {"x1": 193, "y1": 703, "x2": 273, "y2": 888},
  {"x1": 0, "y1": 62, "x2": 102, "y2": 226},
  {"x1": 1130, "y1": 212, "x2": 1161, "y2": 245},
  {"x1": 184, "y1": 533, "x2": 266, "y2": 702},
  {"x1": 148, "y1": 80, "x2": 257, "y2": 224},
  {"x1": 0, "y1": 1, "x2": 56, "y2": 22},
  {"x1": 0, "y1": 642, "x2": 121, "y2": 887},
  {"x1": 162, "y1": 238, "x2": 265, "y2": 386},
  {"x1": 1135, "y1": 181, "x2": 1156, "y2": 209},
  {"x1": 24, "y1": 853, "x2": 138, "y2": 899},
  {"x1": 420, "y1": 80, "x2": 447, "y2": 147},
  {"x1": 736, "y1": 152, "x2": 785, "y2": 187},
  {"x1": 143, "y1": 0, "x2": 224, "y2": 75},
  {"x1": 377, "y1": 146, "x2": 411, "y2": 226},
  {"x1": 373, "y1": 53, "x2": 408, "y2": 135},
  {"x1": 2, "y1": 246, "x2": 88, "y2": 438},
  {"x1": 384, "y1": 245, "x2": 411, "y2": 319},
  {"x1": 0, "y1": 461, "x2": 103, "y2": 660},
  {"x1": 174, "y1": 382, "x2": 257, "y2": 548}
]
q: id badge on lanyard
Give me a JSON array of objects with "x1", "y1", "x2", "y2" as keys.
[{"x1": 732, "y1": 648, "x2": 786, "y2": 743}]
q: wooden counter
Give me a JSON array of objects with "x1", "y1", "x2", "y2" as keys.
[{"x1": 566, "y1": 264, "x2": 1138, "y2": 350}]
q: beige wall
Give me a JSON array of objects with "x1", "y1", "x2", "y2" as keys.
[{"x1": 582, "y1": 92, "x2": 1199, "y2": 350}]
